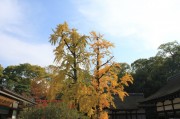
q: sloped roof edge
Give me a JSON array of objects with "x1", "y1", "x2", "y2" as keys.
[
  {"x1": 141, "y1": 73, "x2": 180, "y2": 103},
  {"x1": 0, "y1": 86, "x2": 36, "y2": 104}
]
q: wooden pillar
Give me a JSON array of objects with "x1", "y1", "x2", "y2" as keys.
[
  {"x1": 112, "y1": 111, "x2": 114, "y2": 119},
  {"x1": 130, "y1": 111, "x2": 132, "y2": 119},
  {"x1": 171, "y1": 99, "x2": 176, "y2": 117},
  {"x1": 135, "y1": 110, "x2": 138, "y2": 119},
  {"x1": 125, "y1": 111, "x2": 128, "y2": 119},
  {"x1": 114, "y1": 111, "x2": 117, "y2": 119},
  {"x1": 155, "y1": 102, "x2": 158, "y2": 119},
  {"x1": 162, "y1": 101, "x2": 167, "y2": 119}
]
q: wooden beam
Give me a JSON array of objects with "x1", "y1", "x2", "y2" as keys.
[
  {"x1": 112, "y1": 110, "x2": 114, "y2": 119},
  {"x1": 171, "y1": 99, "x2": 176, "y2": 117},
  {"x1": 125, "y1": 111, "x2": 128, "y2": 119},
  {"x1": 155, "y1": 102, "x2": 159, "y2": 119},
  {"x1": 135, "y1": 110, "x2": 138, "y2": 119},
  {"x1": 162, "y1": 101, "x2": 167, "y2": 119},
  {"x1": 130, "y1": 111, "x2": 132, "y2": 119}
]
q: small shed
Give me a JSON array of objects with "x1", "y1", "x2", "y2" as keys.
[
  {"x1": 141, "y1": 73, "x2": 180, "y2": 119},
  {"x1": 0, "y1": 86, "x2": 36, "y2": 119},
  {"x1": 109, "y1": 93, "x2": 146, "y2": 119}
]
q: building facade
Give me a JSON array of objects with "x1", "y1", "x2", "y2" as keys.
[
  {"x1": 141, "y1": 73, "x2": 180, "y2": 119},
  {"x1": 109, "y1": 93, "x2": 146, "y2": 119},
  {"x1": 0, "y1": 86, "x2": 36, "y2": 119}
]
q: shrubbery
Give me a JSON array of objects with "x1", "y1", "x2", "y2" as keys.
[{"x1": 18, "y1": 102, "x2": 89, "y2": 119}]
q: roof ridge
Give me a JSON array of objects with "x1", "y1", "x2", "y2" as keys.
[
  {"x1": 128, "y1": 93, "x2": 144, "y2": 96},
  {"x1": 167, "y1": 72, "x2": 180, "y2": 82}
]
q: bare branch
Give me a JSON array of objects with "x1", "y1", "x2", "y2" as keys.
[
  {"x1": 77, "y1": 57, "x2": 88, "y2": 64},
  {"x1": 99, "y1": 56, "x2": 114, "y2": 68},
  {"x1": 65, "y1": 73, "x2": 75, "y2": 79},
  {"x1": 98, "y1": 63, "x2": 114, "y2": 80},
  {"x1": 64, "y1": 39, "x2": 74, "y2": 55}
]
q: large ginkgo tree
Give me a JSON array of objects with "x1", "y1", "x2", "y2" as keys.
[{"x1": 48, "y1": 22, "x2": 133, "y2": 119}]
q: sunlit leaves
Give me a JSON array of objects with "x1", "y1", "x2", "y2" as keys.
[
  {"x1": 49, "y1": 22, "x2": 89, "y2": 83},
  {"x1": 31, "y1": 77, "x2": 49, "y2": 100},
  {"x1": 48, "y1": 23, "x2": 133, "y2": 119},
  {"x1": 90, "y1": 32, "x2": 133, "y2": 118}
]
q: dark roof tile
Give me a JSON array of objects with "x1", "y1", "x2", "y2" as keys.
[
  {"x1": 142, "y1": 73, "x2": 180, "y2": 102},
  {"x1": 111, "y1": 93, "x2": 145, "y2": 110}
]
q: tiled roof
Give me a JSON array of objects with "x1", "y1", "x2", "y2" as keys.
[
  {"x1": 0, "y1": 85, "x2": 36, "y2": 104},
  {"x1": 142, "y1": 73, "x2": 180, "y2": 102},
  {"x1": 111, "y1": 93, "x2": 145, "y2": 110}
]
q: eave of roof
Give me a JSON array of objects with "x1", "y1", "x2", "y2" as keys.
[
  {"x1": 0, "y1": 86, "x2": 36, "y2": 105},
  {"x1": 141, "y1": 73, "x2": 180, "y2": 103},
  {"x1": 110, "y1": 93, "x2": 145, "y2": 110}
]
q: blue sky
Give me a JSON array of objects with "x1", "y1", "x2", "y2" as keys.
[{"x1": 0, "y1": 0, "x2": 180, "y2": 67}]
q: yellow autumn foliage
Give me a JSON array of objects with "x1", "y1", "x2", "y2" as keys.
[
  {"x1": 48, "y1": 23, "x2": 133, "y2": 119},
  {"x1": 99, "y1": 111, "x2": 109, "y2": 119},
  {"x1": 89, "y1": 32, "x2": 133, "y2": 119}
]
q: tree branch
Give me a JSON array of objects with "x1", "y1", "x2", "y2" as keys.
[
  {"x1": 64, "y1": 39, "x2": 74, "y2": 55},
  {"x1": 65, "y1": 73, "x2": 75, "y2": 79},
  {"x1": 98, "y1": 63, "x2": 114, "y2": 80},
  {"x1": 99, "y1": 56, "x2": 114, "y2": 68},
  {"x1": 77, "y1": 57, "x2": 88, "y2": 64},
  {"x1": 75, "y1": 36, "x2": 87, "y2": 47}
]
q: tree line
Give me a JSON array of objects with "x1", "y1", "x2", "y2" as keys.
[{"x1": 126, "y1": 40, "x2": 180, "y2": 97}]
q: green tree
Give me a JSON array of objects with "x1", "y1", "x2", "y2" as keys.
[
  {"x1": 157, "y1": 41, "x2": 180, "y2": 58},
  {"x1": 19, "y1": 102, "x2": 89, "y2": 119},
  {"x1": 0, "y1": 64, "x2": 4, "y2": 84},
  {"x1": 3, "y1": 63, "x2": 48, "y2": 96},
  {"x1": 118, "y1": 63, "x2": 131, "y2": 78},
  {"x1": 130, "y1": 57, "x2": 166, "y2": 97},
  {"x1": 129, "y1": 41, "x2": 180, "y2": 97},
  {"x1": 157, "y1": 41, "x2": 180, "y2": 75}
]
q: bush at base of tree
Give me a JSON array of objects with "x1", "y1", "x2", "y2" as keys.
[{"x1": 18, "y1": 102, "x2": 89, "y2": 119}]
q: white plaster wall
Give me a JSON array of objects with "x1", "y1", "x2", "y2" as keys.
[
  {"x1": 173, "y1": 98, "x2": 180, "y2": 103},
  {"x1": 157, "y1": 106, "x2": 163, "y2": 111},
  {"x1": 174, "y1": 103, "x2": 180, "y2": 109},
  {"x1": 165, "y1": 105, "x2": 172, "y2": 110},
  {"x1": 156, "y1": 102, "x2": 163, "y2": 106},
  {"x1": 164, "y1": 100, "x2": 171, "y2": 105},
  {"x1": 173, "y1": 98, "x2": 180, "y2": 109}
]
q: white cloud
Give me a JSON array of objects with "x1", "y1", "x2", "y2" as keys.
[
  {"x1": 0, "y1": 0, "x2": 54, "y2": 67},
  {"x1": 0, "y1": 34, "x2": 54, "y2": 66},
  {"x1": 75, "y1": 0, "x2": 180, "y2": 50},
  {"x1": 1, "y1": 0, "x2": 180, "y2": 66},
  {"x1": 0, "y1": 0, "x2": 21, "y2": 20}
]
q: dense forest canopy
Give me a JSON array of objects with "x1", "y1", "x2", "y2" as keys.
[
  {"x1": 126, "y1": 41, "x2": 180, "y2": 97},
  {"x1": 0, "y1": 63, "x2": 50, "y2": 99}
]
